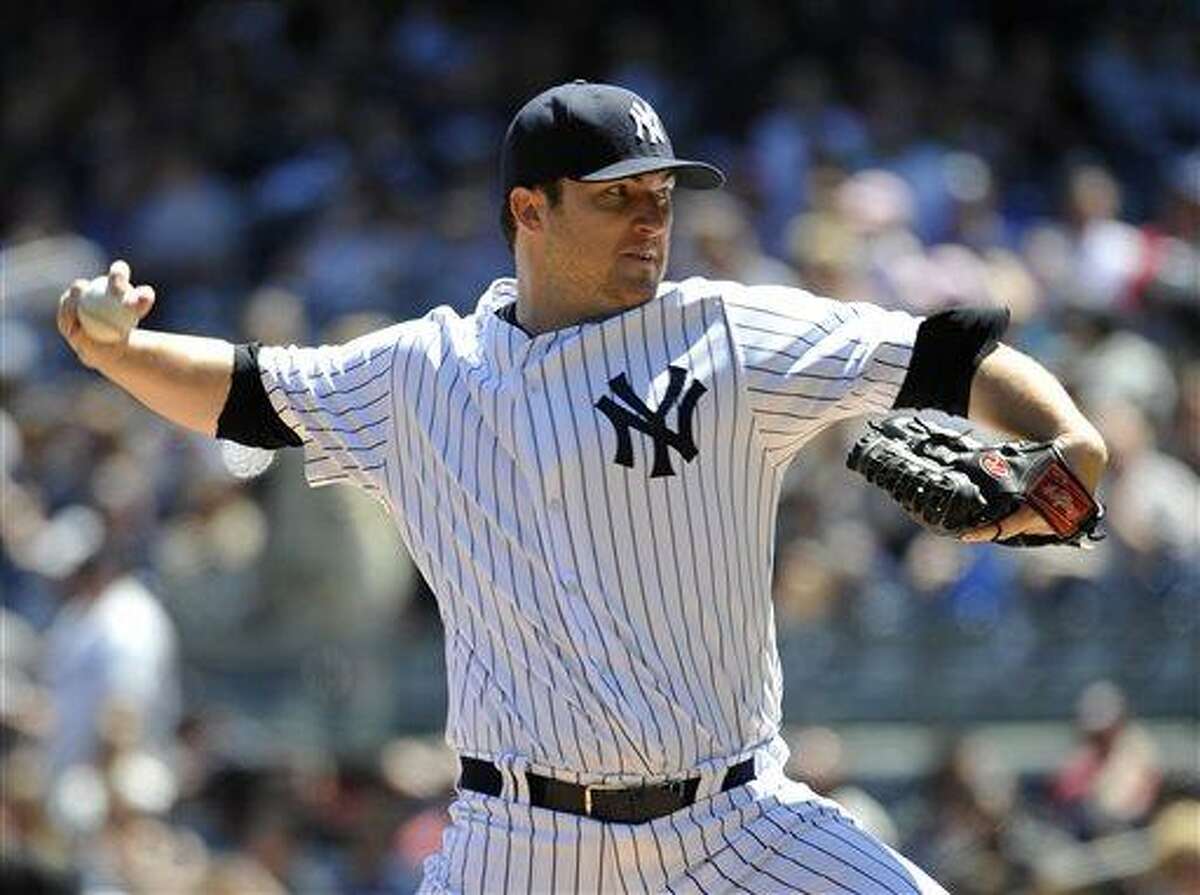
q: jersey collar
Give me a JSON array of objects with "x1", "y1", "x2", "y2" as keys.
[{"x1": 476, "y1": 277, "x2": 682, "y2": 373}]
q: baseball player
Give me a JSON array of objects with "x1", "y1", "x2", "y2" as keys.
[{"x1": 59, "y1": 81, "x2": 1106, "y2": 893}]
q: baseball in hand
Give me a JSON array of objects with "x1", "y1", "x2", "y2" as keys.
[{"x1": 77, "y1": 276, "x2": 139, "y2": 343}]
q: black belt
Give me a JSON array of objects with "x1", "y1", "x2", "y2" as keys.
[{"x1": 459, "y1": 756, "x2": 755, "y2": 824}]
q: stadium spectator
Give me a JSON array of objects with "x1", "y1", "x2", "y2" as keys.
[
  {"x1": 39, "y1": 509, "x2": 181, "y2": 782},
  {"x1": 1052, "y1": 680, "x2": 1164, "y2": 838}
]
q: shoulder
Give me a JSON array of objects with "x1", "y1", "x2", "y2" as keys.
[
  {"x1": 666, "y1": 278, "x2": 848, "y2": 337},
  {"x1": 655, "y1": 277, "x2": 745, "y2": 323},
  {"x1": 661, "y1": 276, "x2": 745, "y2": 305},
  {"x1": 664, "y1": 276, "x2": 836, "y2": 316},
  {"x1": 264, "y1": 313, "x2": 457, "y2": 366}
]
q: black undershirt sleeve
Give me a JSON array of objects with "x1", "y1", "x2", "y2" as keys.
[
  {"x1": 892, "y1": 306, "x2": 1010, "y2": 417},
  {"x1": 215, "y1": 343, "x2": 303, "y2": 449}
]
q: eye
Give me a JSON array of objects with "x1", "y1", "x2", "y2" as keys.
[{"x1": 596, "y1": 184, "x2": 629, "y2": 209}]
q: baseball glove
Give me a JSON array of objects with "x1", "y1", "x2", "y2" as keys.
[{"x1": 846, "y1": 414, "x2": 1104, "y2": 547}]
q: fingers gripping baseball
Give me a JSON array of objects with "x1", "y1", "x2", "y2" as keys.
[{"x1": 58, "y1": 260, "x2": 156, "y2": 367}]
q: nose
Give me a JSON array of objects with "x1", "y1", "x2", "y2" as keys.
[{"x1": 632, "y1": 191, "x2": 669, "y2": 236}]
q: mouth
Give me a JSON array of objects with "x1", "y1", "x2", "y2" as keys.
[{"x1": 620, "y1": 248, "x2": 660, "y2": 264}]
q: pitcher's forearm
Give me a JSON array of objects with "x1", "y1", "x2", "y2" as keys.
[
  {"x1": 91, "y1": 329, "x2": 235, "y2": 436},
  {"x1": 969, "y1": 343, "x2": 1107, "y2": 488}
]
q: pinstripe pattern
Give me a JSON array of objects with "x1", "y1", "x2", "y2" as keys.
[
  {"x1": 259, "y1": 278, "x2": 940, "y2": 893},
  {"x1": 420, "y1": 761, "x2": 944, "y2": 893}
]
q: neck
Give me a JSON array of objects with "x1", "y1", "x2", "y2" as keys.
[
  {"x1": 514, "y1": 291, "x2": 590, "y2": 336},
  {"x1": 513, "y1": 257, "x2": 654, "y2": 335},
  {"x1": 512, "y1": 270, "x2": 586, "y2": 334}
]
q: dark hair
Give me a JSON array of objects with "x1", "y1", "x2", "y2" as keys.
[{"x1": 500, "y1": 179, "x2": 563, "y2": 251}]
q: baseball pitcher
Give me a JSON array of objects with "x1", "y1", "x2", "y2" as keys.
[{"x1": 59, "y1": 81, "x2": 1107, "y2": 893}]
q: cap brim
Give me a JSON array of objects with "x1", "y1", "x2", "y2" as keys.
[{"x1": 579, "y1": 157, "x2": 725, "y2": 189}]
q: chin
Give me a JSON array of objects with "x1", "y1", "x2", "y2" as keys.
[{"x1": 609, "y1": 271, "x2": 662, "y2": 307}]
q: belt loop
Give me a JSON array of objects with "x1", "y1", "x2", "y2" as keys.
[
  {"x1": 495, "y1": 751, "x2": 528, "y2": 804},
  {"x1": 698, "y1": 757, "x2": 739, "y2": 800}
]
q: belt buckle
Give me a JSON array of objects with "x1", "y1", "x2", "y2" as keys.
[
  {"x1": 582, "y1": 783, "x2": 626, "y2": 817},
  {"x1": 584, "y1": 778, "x2": 690, "y2": 822},
  {"x1": 583, "y1": 783, "x2": 623, "y2": 817},
  {"x1": 583, "y1": 782, "x2": 640, "y2": 819}
]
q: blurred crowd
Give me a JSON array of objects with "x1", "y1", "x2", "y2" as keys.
[{"x1": 3, "y1": 2, "x2": 1197, "y2": 892}]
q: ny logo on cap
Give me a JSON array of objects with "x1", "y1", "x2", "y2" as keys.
[{"x1": 629, "y1": 99, "x2": 667, "y2": 145}]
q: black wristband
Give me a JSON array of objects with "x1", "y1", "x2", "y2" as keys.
[
  {"x1": 215, "y1": 343, "x2": 302, "y2": 449},
  {"x1": 892, "y1": 306, "x2": 1010, "y2": 417}
]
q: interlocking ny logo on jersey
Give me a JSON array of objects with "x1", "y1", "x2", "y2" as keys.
[
  {"x1": 629, "y1": 99, "x2": 667, "y2": 144},
  {"x1": 595, "y1": 366, "x2": 706, "y2": 478}
]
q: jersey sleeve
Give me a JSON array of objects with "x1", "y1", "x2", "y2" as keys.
[
  {"x1": 722, "y1": 283, "x2": 921, "y2": 444},
  {"x1": 257, "y1": 324, "x2": 405, "y2": 497}
]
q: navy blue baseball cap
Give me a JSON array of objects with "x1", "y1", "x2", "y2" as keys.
[{"x1": 501, "y1": 81, "x2": 725, "y2": 193}]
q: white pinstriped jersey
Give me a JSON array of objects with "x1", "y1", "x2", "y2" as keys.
[{"x1": 259, "y1": 277, "x2": 920, "y2": 785}]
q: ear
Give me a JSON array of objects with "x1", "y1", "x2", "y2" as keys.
[{"x1": 510, "y1": 187, "x2": 544, "y2": 235}]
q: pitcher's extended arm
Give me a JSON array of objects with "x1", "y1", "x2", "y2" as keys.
[{"x1": 58, "y1": 260, "x2": 234, "y2": 436}]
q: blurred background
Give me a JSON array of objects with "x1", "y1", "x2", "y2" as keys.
[{"x1": 2, "y1": 1, "x2": 1197, "y2": 892}]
